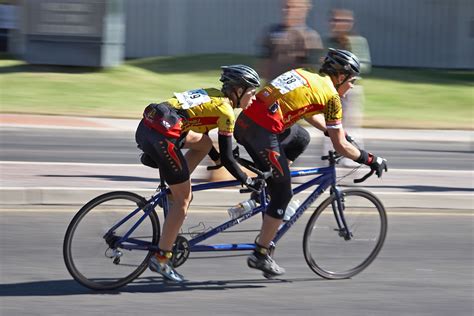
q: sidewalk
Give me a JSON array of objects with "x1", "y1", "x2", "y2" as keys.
[
  {"x1": 1, "y1": 114, "x2": 473, "y2": 209},
  {"x1": 1, "y1": 161, "x2": 472, "y2": 209}
]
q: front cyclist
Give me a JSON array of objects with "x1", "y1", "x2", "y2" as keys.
[
  {"x1": 234, "y1": 48, "x2": 388, "y2": 277},
  {"x1": 136, "y1": 65, "x2": 262, "y2": 282}
]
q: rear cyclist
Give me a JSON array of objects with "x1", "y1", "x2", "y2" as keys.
[
  {"x1": 234, "y1": 48, "x2": 388, "y2": 277},
  {"x1": 136, "y1": 65, "x2": 262, "y2": 282}
]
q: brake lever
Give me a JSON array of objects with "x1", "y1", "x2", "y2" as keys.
[
  {"x1": 232, "y1": 146, "x2": 240, "y2": 159},
  {"x1": 345, "y1": 133, "x2": 361, "y2": 150},
  {"x1": 321, "y1": 151, "x2": 343, "y2": 161},
  {"x1": 354, "y1": 169, "x2": 375, "y2": 183}
]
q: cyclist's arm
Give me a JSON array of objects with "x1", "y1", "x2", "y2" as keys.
[
  {"x1": 208, "y1": 144, "x2": 221, "y2": 165},
  {"x1": 218, "y1": 133, "x2": 248, "y2": 183},
  {"x1": 327, "y1": 128, "x2": 360, "y2": 160},
  {"x1": 304, "y1": 113, "x2": 327, "y2": 133}
]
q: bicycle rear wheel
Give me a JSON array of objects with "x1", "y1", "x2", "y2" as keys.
[
  {"x1": 63, "y1": 191, "x2": 160, "y2": 290},
  {"x1": 303, "y1": 189, "x2": 387, "y2": 279}
]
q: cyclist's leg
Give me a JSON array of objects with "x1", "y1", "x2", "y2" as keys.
[
  {"x1": 235, "y1": 114, "x2": 293, "y2": 227},
  {"x1": 278, "y1": 123, "x2": 310, "y2": 164},
  {"x1": 247, "y1": 159, "x2": 290, "y2": 276},
  {"x1": 147, "y1": 177, "x2": 190, "y2": 282},
  {"x1": 253, "y1": 148, "x2": 292, "y2": 247},
  {"x1": 182, "y1": 130, "x2": 213, "y2": 173},
  {"x1": 136, "y1": 121, "x2": 190, "y2": 281},
  {"x1": 235, "y1": 115, "x2": 291, "y2": 276},
  {"x1": 159, "y1": 180, "x2": 192, "y2": 251}
]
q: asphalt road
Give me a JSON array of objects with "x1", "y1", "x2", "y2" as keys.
[
  {"x1": 0, "y1": 127, "x2": 473, "y2": 315},
  {"x1": 1, "y1": 127, "x2": 473, "y2": 170},
  {"x1": 0, "y1": 207, "x2": 472, "y2": 316}
]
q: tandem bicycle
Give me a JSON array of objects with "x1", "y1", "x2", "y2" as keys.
[{"x1": 63, "y1": 149, "x2": 387, "y2": 290}]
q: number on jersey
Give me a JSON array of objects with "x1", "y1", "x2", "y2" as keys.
[
  {"x1": 174, "y1": 89, "x2": 211, "y2": 109},
  {"x1": 271, "y1": 70, "x2": 307, "y2": 94}
]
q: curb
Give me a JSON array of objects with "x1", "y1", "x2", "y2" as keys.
[{"x1": 1, "y1": 187, "x2": 472, "y2": 210}]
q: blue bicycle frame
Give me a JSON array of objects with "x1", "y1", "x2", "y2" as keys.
[{"x1": 106, "y1": 163, "x2": 347, "y2": 253}]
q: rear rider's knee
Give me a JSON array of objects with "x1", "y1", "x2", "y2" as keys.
[
  {"x1": 186, "y1": 131, "x2": 213, "y2": 152},
  {"x1": 201, "y1": 134, "x2": 213, "y2": 152}
]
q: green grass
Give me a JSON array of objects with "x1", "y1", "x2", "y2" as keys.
[
  {"x1": 363, "y1": 68, "x2": 473, "y2": 129},
  {"x1": 1, "y1": 54, "x2": 473, "y2": 129}
]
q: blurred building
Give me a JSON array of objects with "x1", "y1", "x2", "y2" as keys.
[
  {"x1": 6, "y1": 0, "x2": 474, "y2": 69},
  {"x1": 0, "y1": 0, "x2": 17, "y2": 52},
  {"x1": 12, "y1": 0, "x2": 125, "y2": 67}
]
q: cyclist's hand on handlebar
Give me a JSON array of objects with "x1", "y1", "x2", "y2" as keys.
[
  {"x1": 244, "y1": 177, "x2": 265, "y2": 193},
  {"x1": 368, "y1": 154, "x2": 388, "y2": 177},
  {"x1": 354, "y1": 150, "x2": 387, "y2": 182}
]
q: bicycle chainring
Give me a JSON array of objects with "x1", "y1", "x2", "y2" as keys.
[{"x1": 171, "y1": 235, "x2": 190, "y2": 268}]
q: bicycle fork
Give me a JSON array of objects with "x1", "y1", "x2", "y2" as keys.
[{"x1": 330, "y1": 187, "x2": 353, "y2": 241}]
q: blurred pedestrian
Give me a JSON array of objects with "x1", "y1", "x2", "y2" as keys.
[
  {"x1": 324, "y1": 9, "x2": 372, "y2": 165},
  {"x1": 258, "y1": 0, "x2": 324, "y2": 82}
]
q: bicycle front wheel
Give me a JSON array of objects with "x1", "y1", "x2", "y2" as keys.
[
  {"x1": 63, "y1": 191, "x2": 160, "y2": 290},
  {"x1": 303, "y1": 189, "x2": 387, "y2": 279}
]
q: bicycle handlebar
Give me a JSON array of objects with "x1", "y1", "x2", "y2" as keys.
[
  {"x1": 321, "y1": 134, "x2": 375, "y2": 183},
  {"x1": 206, "y1": 164, "x2": 222, "y2": 171},
  {"x1": 321, "y1": 150, "x2": 375, "y2": 184},
  {"x1": 210, "y1": 138, "x2": 375, "y2": 187},
  {"x1": 236, "y1": 159, "x2": 272, "y2": 194},
  {"x1": 236, "y1": 156, "x2": 273, "y2": 180},
  {"x1": 354, "y1": 170, "x2": 375, "y2": 183}
]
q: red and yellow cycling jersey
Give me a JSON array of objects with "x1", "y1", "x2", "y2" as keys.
[
  {"x1": 243, "y1": 68, "x2": 342, "y2": 133},
  {"x1": 167, "y1": 88, "x2": 236, "y2": 136}
]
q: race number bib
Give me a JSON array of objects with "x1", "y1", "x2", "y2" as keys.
[
  {"x1": 271, "y1": 70, "x2": 306, "y2": 94},
  {"x1": 174, "y1": 89, "x2": 211, "y2": 109}
]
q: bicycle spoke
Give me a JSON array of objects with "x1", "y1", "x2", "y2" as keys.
[
  {"x1": 64, "y1": 192, "x2": 160, "y2": 290},
  {"x1": 303, "y1": 189, "x2": 387, "y2": 279}
]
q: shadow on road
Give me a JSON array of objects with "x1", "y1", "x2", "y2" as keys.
[{"x1": 0, "y1": 277, "x2": 325, "y2": 296}]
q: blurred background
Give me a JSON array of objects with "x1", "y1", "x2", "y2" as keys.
[
  {"x1": 1, "y1": 2, "x2": 473, "y2": 314},
  {"x1": 0, "y1": 0, "x2": 473, "y2": 129}
]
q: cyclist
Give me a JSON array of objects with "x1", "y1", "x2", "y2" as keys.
[
  {"x1": 135, "y1": 65, "x2": 262, "y2": 282},
  {"x1": 234, "y1": 48, "x2": 388, "y2": 277}
]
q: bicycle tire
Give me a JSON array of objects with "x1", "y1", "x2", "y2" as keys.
[
  {"x1": 303, "y1": 189, "x2": 387, "y2": 279},
  {"x1": 63, "y1": 191, "x2": 160, "y2": 290}
]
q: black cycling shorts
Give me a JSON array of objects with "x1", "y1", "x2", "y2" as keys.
[
  {"x1": 278, "y1": 123, "x2": 311, "y2": 162},
  {"x1": 135, "y1": 120, "x2": 189, "y2": 185},
  {"x1": 234, "y1": 113, "x2": 293, "y2": 219}
]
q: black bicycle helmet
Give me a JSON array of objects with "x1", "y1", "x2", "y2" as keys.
[
  {"x1": 220, "y1": 64, "x2": 261, "y2": 88},
  {"x1": 321, "y1": 48, "x2": 361, "y2": 77}
]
